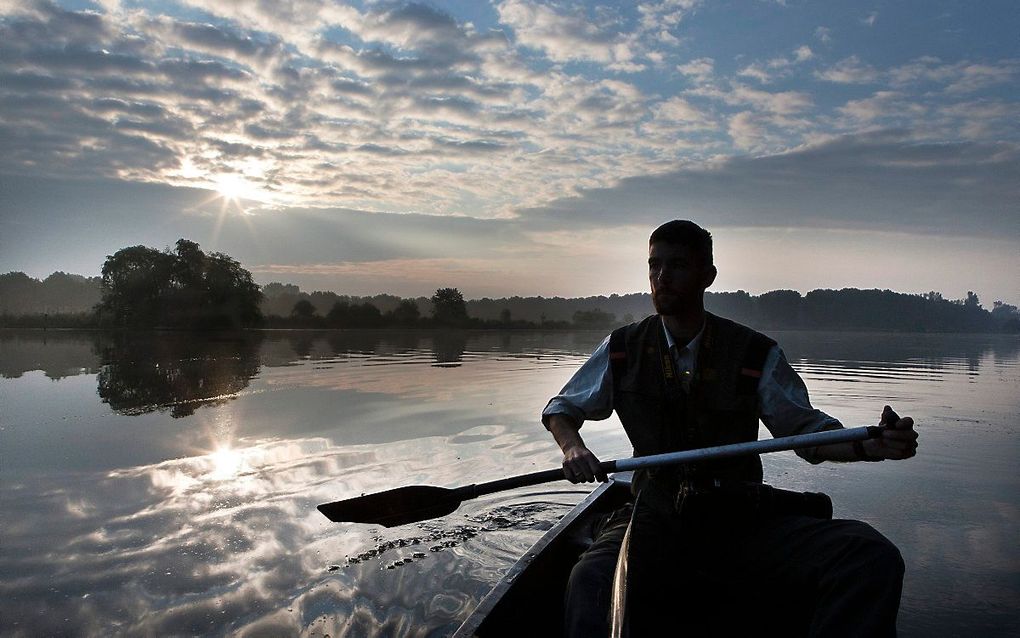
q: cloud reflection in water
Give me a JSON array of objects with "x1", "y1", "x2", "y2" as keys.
[{"x1": 1, "y1": 429, "x2": 579, "y2": 636}]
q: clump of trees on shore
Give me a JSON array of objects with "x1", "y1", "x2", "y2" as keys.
[{"x1": 94, "y1": 239, "x2": 263, "y2": 329}]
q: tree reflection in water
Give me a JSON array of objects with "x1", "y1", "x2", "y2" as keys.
[
  {"x1": 96, "y1": 332, "x2": 263, "y2": 417},
  {"x1": 432, "y1": 331, "x2": 467, "y2": 366}
]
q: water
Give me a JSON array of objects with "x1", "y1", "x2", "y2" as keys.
[{"x1": 1, "y1": 329, "x2": 1017, "y2": 636}]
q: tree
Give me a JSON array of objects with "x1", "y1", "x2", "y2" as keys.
[
  {"x1": 291, "y1": 299, "x2": 317, "y2": 319},
  {"x1": 98, "y1": 245, "x2": 174, "y2": 326},
  {"x1": 262, "y1": 282, "x2": 301, "y2": 298},
  {"x1": 572, "y1": 308, "x2": 616, "y2": 329},
  {"x1": 757, "y1": 289, "x2": 802, "y2": 327},
  {"x1": 431, "y1": 287, "x2": 468, "y2": 326},
  {"x1": 97, "y1": 240, "x2": 262, "y2": 329},
  {"x1": 500, "y1": 308, "x2": 512, "y2": 324},
  {"x1": 326, "y1": 301, "x2": 349, "y2": 326},
  {"x1": 389, "y1": 299, "x2": 421, "y2": 326},
  {"x1": 202, "y1": 252, "x2": 263, "y2": 328}
]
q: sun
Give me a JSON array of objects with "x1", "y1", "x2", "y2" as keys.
[{"x1": 214, "y1": 174, "x2": 260, "y2": 204}]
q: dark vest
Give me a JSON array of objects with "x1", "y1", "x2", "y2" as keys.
[{"x1": 609, "y1": 313, "x2": 775, "y2": 491}]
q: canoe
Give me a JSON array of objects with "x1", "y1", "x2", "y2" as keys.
[
  {"x1": 452, "y1": 473, "x2": 633, "y2": 638},
  {"x1": 452, "y1": 472, "x2": 816, "y2": 637}
]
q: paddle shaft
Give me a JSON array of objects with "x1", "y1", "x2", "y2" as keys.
[{"x1": 457, "y1": 425, "x2": 881, "y2": 500}]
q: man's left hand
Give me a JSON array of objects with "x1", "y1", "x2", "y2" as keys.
[{"x1": 863, "y1": 405, "x2": 918, "y2": 460}]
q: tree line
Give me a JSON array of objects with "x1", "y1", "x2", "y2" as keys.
[{"x1": 1, "y1": 239, "x2": 1017, "y2": 332}]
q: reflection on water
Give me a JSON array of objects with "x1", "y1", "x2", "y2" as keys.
[
  {"x1": 0, "y1": 329, "x2": 1018, "y2": 636},
  {"x1": 96, "y1": 333, "x2": 264, "y2": 417}
]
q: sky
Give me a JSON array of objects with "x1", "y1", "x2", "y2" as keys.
[{"x1": 1, "y1": 0, "x2": 1017, "y2": 304}]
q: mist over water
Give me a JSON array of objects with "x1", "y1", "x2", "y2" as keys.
[{"x1": 1, "y1": 330, "x2": 1017, "y2": 636}]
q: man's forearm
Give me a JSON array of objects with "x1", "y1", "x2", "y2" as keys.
[
  {"x1": 546, "y1": 413, "x2": 607, "y2": 482},
  {"x1": 808, "y1": 441, "x2": 861, "y2": 463},
  {"x1": 546, "y1": 413, "x2": 586, "y2": 453}
]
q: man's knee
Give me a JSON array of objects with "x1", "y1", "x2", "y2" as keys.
[
  {"x1": 567, "y1": 550, "x2": 615, "y2": 601},
  {"x1": 835, "y1": 520, "x2": 905, "y2": 583},
  {"x1": 564, "y1": 552, "x2": 617, "y2": 637}
]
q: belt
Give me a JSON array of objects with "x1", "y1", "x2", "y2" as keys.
[{"x1": 644, "y1": 478, "x2": 833, "y2": 522}]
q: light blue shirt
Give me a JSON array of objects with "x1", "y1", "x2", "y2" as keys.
[{"x1": 542, "y1": 317, "x2": 842, "y2": 463}]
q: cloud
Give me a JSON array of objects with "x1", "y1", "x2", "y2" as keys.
[
  {"x1": 517, "y1": 130, "x2": 1020, "y2": 239},
  {"x1": 692, "y1": 82, "x2": 813, "y2": 115},
  {"x1": 651, "y1": 96, "x2": 713, "y2": 126},
  {"x1": 794, "y1": 45, "x2": 814, "y2": 62},
  {"x1": 495, "y1": 0, "x2": 640, "y2": 69},
  {"x1": 0, "y1": 0, "x2": 1015, "y2": 242},
  {"x1": 0, "y1": 0, "x2": 687, "y2": 218},
  {"x1": 728, "y1": 111, "x2": 772, "y2": 150},
  {"x1": 820, "y1": 55, "x2": 1019, "y2": 95},
  {"x1": 815, "y1": 55, "x2": 880, "y2": 83},
  {"x1": 676, "y1": 56, "x2": 714, "y2": 84},
  {"x1": 737, "y1": 63, "x2": 771, "y2": 83},
  {"x1": 738, "y1": 46, "x2": 815, "y2": 84},
  {"x1": 890, "y1": 57, "x2": 1020, "y2": 94},
  {"x1": 836, "y1": 91, "x2": 922, "y2": 123}
]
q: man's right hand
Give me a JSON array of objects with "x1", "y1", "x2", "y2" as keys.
[
  {"x1": 562, "y1": 444, "x2": 608, "y2": 483},
  {"x1": 546, "y1": 413, "x2": 608, "y2": 483}
]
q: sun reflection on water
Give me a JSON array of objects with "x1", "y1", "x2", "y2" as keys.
[{"x1": 208, "y1": 446, "x2": 246, "y2": 480}]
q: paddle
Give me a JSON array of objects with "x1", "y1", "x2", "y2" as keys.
[{"x1": 317, "y1": 425, "x2": 884, "y2": 527}]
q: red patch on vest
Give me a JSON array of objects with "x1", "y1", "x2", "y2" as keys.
[
  {"x1": 610, "y1": 351, "x2": 626, "y2": 360},
  {"x1": 740, "y1": 367, "x2": 762, "y2": 378}
]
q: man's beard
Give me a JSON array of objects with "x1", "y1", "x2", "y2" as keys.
[{"x1": 652, "y1": 292, "x2": 684, "y2": 315}]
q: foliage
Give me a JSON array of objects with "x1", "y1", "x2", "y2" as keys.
[
  {"x1": 96, "y1": 239, "x2": 262, "y2": 329},
  {"x1": 430, "y1": 287, "x2": 468, "y2": 326},
  {"x1": 291, "y1": 299, "x2": 318, "y2": 319},
  {"x1": 326, "y1": 301, "x2": 383, "y2": 328},
  {"x1": 572, "y1": 308, "x2": 617, "y2": 329},
  {"x1": 0, "y1": 271, "x2": 101, "y2": 315},
  {"x1": 388, "y1": 299, "x2": 421, "y2": 326}
]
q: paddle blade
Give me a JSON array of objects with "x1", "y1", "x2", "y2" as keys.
[{"x1": 317, "y1": 485, "x2": 464, "y2": 527}]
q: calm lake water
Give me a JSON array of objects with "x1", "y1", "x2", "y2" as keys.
[{"x1": 1, "y1": 329, "x2": 1018, "y2": 637}]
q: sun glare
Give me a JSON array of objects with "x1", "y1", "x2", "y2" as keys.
[
  {"x1": 214, "y1": 174, "x2": 261, "y2": 204},
  {"x1": 208, "y1": 447, "x2": 245, "y2": 480}
]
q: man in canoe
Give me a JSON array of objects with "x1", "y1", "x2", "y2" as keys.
[{"x1": 543, "y1": 220, "x2": 919, "y2": 637}]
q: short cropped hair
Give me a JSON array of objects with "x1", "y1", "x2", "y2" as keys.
[{"x1": 649, "y1": 220, "x2": 713, "y2": 266}]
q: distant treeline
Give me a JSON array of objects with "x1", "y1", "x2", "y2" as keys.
[
  {"x1": 2, "y1": 270, "x2": 1019, "y2": 333},
  {"x1": 260, "y1": 284, "x2": 1020, "y2": 333},
  {"x1": 0, "y1": 271, "x2": 101, "y2": 315}
]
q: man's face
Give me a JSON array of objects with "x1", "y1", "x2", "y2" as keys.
[{"x1": 648, "y1": 241, "x2": 716, "y2": 315}]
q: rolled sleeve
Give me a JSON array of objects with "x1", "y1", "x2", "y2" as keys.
[
  {"x1": 541, "y1": 336, "x2": 614, "y2": 429},
  {"x1": 759, "y1": 347, "x2": 843, "y2": 464}
]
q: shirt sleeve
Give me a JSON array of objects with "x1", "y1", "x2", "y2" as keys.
[
  {"x1": 758, "y1": 346, "x2": 843, "y2": 464},
  {"x1": 541, "y1": 336, "x2": 614, "y2": 429}
]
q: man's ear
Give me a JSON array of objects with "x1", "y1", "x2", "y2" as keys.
[{"x1": 703, "y1": 265, "x2": 717, "y2": 289}]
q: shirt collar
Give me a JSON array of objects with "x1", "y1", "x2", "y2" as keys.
[{"x1": 662, "y1": 316, "x2": 705, "y2": 356}]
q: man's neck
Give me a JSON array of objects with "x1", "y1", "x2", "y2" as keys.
[{"x1": 661, "y1": 309, "x2": 706, "y2": 346}]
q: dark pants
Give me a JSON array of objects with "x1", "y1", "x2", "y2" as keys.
[{"x1": 564, "y1": 493, "x2": 904, "y2": 637}]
